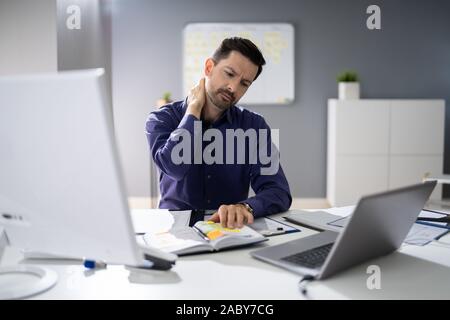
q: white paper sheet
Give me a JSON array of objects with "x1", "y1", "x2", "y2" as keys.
[{"x1": 130, "y1": 209, "x2": 191, "y2": 234}]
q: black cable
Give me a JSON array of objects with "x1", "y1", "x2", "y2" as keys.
[{"x1": 298, "y1": 275, "x2": 316, "y2": 295}]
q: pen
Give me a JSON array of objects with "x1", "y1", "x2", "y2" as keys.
[
  {"x1": 416, "y1": 209, "x2": 450, "y2": 227},
  {"x1": 193, "y1": 226, "x2": 210, "y2": 241},
  {"x1": 417, "y1": 216, "x2": 450, "y2": 223},
  {"x1": 84, "y1": 259, "x2": 107, "y2": 269}
]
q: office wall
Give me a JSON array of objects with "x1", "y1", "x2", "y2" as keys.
[
  {"x1": 0, "y1": 0, "x2": 57, "y2": 75},
  {"x1": 112, "y1": 0, "x2": 450, "y2": 198},
  {"x1": 56, "y1": 0, "x2": 112, "y2": 105}
]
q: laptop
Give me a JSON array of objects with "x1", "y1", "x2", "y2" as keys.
[
  {"x1": 0, "y1": 69, "x2": 176, "y2": 270},
  {"x1": 250, "y1": 181, "x2": 437, "y2": 280}
]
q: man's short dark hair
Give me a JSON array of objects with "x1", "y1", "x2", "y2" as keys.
[{"x1": 212, "y1": 37, "x2": 266, "y2": 81}]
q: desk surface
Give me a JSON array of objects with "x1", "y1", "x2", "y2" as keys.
[{"x1": 2, "y1": 210, "x2": 450, "y2": 300}]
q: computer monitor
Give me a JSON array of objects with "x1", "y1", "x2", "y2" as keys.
[{"x1": 0, "y1": 69, "x2": 176, "y2": 275}]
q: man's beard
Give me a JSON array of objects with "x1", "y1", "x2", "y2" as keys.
[{"x1": 207, "y1": 87, "x2": 236, "y2": 111}]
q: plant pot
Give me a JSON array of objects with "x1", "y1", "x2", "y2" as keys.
[
  {"x1": 338, "y1": 82, "x2": 360, "y2": 100},
  {"x1": 156, "y1": 99, "x2": 171, "y2": 108}
]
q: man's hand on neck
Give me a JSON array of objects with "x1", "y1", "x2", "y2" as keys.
[
  {"x1": 186, "y1": 77, "x2": 206, "y2": 120},
  {"x1": 186, "y1": 77, "x2": 227, "y2": 124}
]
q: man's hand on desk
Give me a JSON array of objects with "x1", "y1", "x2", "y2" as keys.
[{"x1": 209, "y1": 204, "x2": 254, "y2": 229}]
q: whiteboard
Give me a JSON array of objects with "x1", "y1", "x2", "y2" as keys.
[{"x1": 183, "y1": 23, "x2": 295, "y2": 105}]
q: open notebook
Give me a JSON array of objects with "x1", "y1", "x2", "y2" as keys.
[{"x1": 143, "y1": 221, "x2": 267, "y2": 255}]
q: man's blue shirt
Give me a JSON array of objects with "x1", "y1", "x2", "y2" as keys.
[{"x1": 145, "y1": 99, "x2": 292, "y2": 218}]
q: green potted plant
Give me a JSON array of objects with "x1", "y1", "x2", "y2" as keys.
[{"x1": 337, "y1": 71, "x2": 360, "y2": 100}]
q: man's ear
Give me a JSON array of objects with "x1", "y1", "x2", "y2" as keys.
[{"x1": 204, "y1": 58, "x2": 215, "y2": 76}]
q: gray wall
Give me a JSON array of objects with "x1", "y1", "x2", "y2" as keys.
[
  {"x1": 57, "y1": 0, "x2": 112, "y2": 104},
  {"x1": 0, "y1": 0, "x2": 57, "y2": 75},
  {"x1": 112, "y1": 0, "x2": 450, "y2": 198}
]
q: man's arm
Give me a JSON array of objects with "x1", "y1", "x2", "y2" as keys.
[
  {"x1": 244, "y1": 164, "x2": 292, "y2": 218},
  {"x1": 210, "y1": 117, "x2": 292, "y2": 228},
  {"x1": 145, "y1": 109, "x2": 195, "y2": 181},
  {"x1": 145, "y1": 78, "x2": 206, "y2": 181},
  {"x1": 242, "y1": 117, "x2": 292, "y2": 218}
]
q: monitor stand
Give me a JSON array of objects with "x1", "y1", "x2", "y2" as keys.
[{"x1": 0, "y1": 228, "x2": 58, "y2": 299}]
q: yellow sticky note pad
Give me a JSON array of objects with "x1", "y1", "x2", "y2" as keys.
[{"x1": 206, "y1": 229, "x2": 223, "y2": 240}]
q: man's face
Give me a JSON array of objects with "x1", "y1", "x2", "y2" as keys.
[{"x1": 204, "y1": 51, "x2": 259, "y2": 111}]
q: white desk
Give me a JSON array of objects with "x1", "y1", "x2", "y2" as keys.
[{"x1": 2, "y1": 210, "x2": 450, "y2": 299}]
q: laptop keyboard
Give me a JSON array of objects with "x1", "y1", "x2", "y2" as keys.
[{"x1": 281, "y1": 243, "x2": 333, "y2": 269}]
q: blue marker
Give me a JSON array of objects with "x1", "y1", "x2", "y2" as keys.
[{"x1": 84, "y1": 259, "x2": 107, "y2": 269}]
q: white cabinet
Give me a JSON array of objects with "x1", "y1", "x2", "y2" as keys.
[{"x1": 327, "y1": 99, "x2": 445, "y2": 207}]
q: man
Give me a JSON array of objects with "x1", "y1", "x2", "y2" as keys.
[{"x1": 146, "y1": 37, "x2": 291, "y2": 229}]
